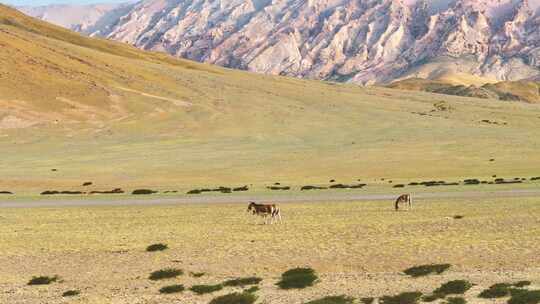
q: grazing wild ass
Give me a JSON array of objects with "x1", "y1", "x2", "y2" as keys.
[
  {"x1": 247, "y1": 202, "x2": 282, "y2": 224},
  {"x1": 395, "y1": 194, "x2": 412, "y2": 211}
]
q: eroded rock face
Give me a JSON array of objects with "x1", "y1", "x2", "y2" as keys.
[{"x1": 21, "y1": 0, "x2": 540, "y2": 84}]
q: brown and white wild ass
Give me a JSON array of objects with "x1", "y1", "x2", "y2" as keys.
[
  {"x1": 395, "y1": 194, "x2": 412, "y2": 211},
  {"x1": 247, "y1": 202, "x2": 282, "y2": 224}
]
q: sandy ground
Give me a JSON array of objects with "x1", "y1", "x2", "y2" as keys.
[{"x1": 1, "y1": 196, "x2": 539, "y2": 304}]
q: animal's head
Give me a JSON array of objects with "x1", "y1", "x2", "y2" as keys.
[{"x1": 247, "y1": 202, "x2": 256, "y2": 212}]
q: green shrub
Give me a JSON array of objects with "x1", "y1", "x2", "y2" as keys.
[
  {"x1": 380, "y1": 292, "x2": 423, "y2": 304},
  {"x1": 508, "y1": 290, "x2": 540, "y2": 304},
  {"x1": 434, "y1": 280, "x2": 473, "y2": 297},
  {"x1": 422, "y1": 294, "x2": 440, "y2": 302},
  {"x1": 159, "y1": 284, "x2": 185, "y2": 294},
  {"x1": 209, "y1": 292, "x2": 257, "y2": 304},
  {"x1": 223, "y1": 277, "x2": 262, "y2": 287},
  {"x1": 149, "y1": 268, "x2": 183, "y2": 280},
  {"x1": 276, "y1": 267, "x2": 318, "y2": 289},
  {"x1": 445, "y1": 297, "x2": 466, "y2": 304},
  {"x1": 360, "y1": 298, "x2": 375, "y2": 304},
  {"x1": 304, "y1": 295, "x2": 355, "y2": 304},
  {"x1": 403, "y1": 264, "x2": 451, "y2": 277},
  {"x1": 146, "y1": 243, "x2": 168, "y2": 252},
  {"x1": 479, "y1": 283, "x2": 512, "y2": 298},
  {"x1": 479, "y1": 281, "x2": 532, "y2": 299},
  {"x1": 515, "y1": 281, "x2": 532, "y2": 288},
  {"x1": 190, "y1": 284, "x2": 223, "y2": 295},
  {"x1": 244, "y1": 286, "x2": 259, "y2": 293},
  {"x1": 28, "y1": 276, "x2": 58, "y2": 285},
  {"x1": 62, "y1": 290, "x2": 80, "y2": 297}
]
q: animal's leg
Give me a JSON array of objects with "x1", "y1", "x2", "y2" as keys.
[{"x1": 409, "y1": 196, "x2": 413, "y2": 210}]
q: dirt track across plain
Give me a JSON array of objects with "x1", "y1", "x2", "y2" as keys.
[{"x1": 2, "y1": 189, "x2": 540, "y2": 208}]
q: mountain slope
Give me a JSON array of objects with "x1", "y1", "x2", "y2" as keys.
[
  {"x1": 2, "y1": 4, "x2": 540, "y2": 194},
  {"x1": 20, "y1": 0, "x2": 540, "y2": 85},
  {"x1": 387, "y1": 78, "x2": 540, "y2": 103}
]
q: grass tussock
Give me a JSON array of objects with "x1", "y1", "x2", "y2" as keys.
[
  {"x1": 244, "y1": 286, "x2": 259, "y2": 293},
  {"x1": 62, "y1": 290, "x2": 80, "y2": 297},
  {"x1": 209, "y1": 292, "x2": 257, "y2": 304},
  {"x1": 305, "y1": 295, "x2": 355, "y2": 304},
  {"x1": 276, "y1": 267, "x2": 318, "y2": 289},
  {"x1": 146, "y1": 243, "x2": 168, "y2": 252},
  {"x1": 190, "y1": 272, "x2": 206, "y2": 278},
  {"x1": 433, "y1": 280, "x2": 473, "y2": 297},
  {"x1": 190, "y1": 284, "x2": 223, "y2": 295},
  {"x1": 148, "y1": 268, "x2": 183, "y2": 280},
  {"x1": 223, "y1": 276, "x2": 262, "y2": 287},
  {"x1": 27, "y1": 275, "x2": 58, "y2": 285},
  {"x1": 508, "y1": 290, "x2": 540, "y2": 304},
  {"x1": 380, "y1": 292, "x2": 423, "y2": 304},
  {"x1": 159, "y1": 284, "x2": 185, "y2": 294},
  {"x1": 444, "y1": 297, "x2": 467, "y2": 304},
  {"x1": 403, "y1": 264, "x2": 451, "y2": 277},
  {"x1": 360, "y1": 298, "x2": 375, "y2": 304},
  {"x1": 479, "y1": 281, "x2": 533, "y2": 298}
]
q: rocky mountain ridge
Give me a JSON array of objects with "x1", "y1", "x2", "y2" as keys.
[{"x1": 19, "y1": 0, "x2": 540, "y2": 84}]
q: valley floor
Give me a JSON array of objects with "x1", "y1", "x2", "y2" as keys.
[{"x1": 1, "y1": 196, "x2": 539, "y2": 303}]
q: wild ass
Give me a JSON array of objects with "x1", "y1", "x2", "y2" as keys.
[
  {"x1": 395, "y1": 194, "x2": 412, "y2": 211},
  {"x1": 247, "y1": 202, "x2": 282, "y2": 224}
]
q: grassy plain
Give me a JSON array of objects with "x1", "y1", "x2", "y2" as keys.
[
  {"x1": 2, "y1": 5, "x2": 540, "y2": 195},
  {"x1": 1, "y1": 197, "x2": 539, "y2": 303}
]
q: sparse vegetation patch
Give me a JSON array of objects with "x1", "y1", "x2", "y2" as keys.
[
  {"x1": 380, "y1": 292, "x2": 423, "y2": 304},
  {"x1": 149, "y1": 268, "x2": 183, "y2": 280},
  {"x1": 444, "y1": 297, "x2": 466, "y2": 304},
  {"x1": 479, "y1": 281, "x2": 533, "y2": 299},
  {"x1": 146, "y1": 243, "x2": 168, "y2": 252},
  {"x1": 62, "y1": 290, "x2": 80, "y2": 297},
  {"x1": 28, "y1": 275, "x2": 58, "y2": 285},
  {"x1": 305, "y1": 295, "x2": 355, "y2": 304},
  {"x1": 190, "y1": 272, "x2": 206, "y2": 278},
  {"x1": 433, "y1": 280, "x2": 473, "y2": 297},
  {"x1": 209, "y1": 292, "x2": 257, "y2": 304},
  {"x1": 223, "y1": 276, "x2": 262, "y2": 287},
  {"x1": 159, "y1": 284, "x2": 185, "y2": 294},
  {"x1": 508, "y1": 290, "x2": 540, "y2": 304},
  {"x1": 132, "y1": 189, "x2": 158, "y2": 195},
  {"x1": 276, "y1": 267, "x2": 318, "y2": 289},
  {"x1": 403, "y1": 264, "x2": 451, "y2": 277},
  {"x1": 360, "y1": 298, "x2": 375, "y2": 304},
  {"x1": 190, "y1": 284, "x2": 224, "y2": 294}
]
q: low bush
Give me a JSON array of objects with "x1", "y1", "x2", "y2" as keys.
[
  {"x1": 149, "y1": 268, "x2": 183, "y2": 280},
  {"x1": 433, "y1": 280, "x2": 473, "y2": 296},
  {"x1": 444, "y1": 297, "x2": 466, "y2": 304},
  {"x1": 380, "y1": 292, "x2": 423, "y2": 304},
  {"x1": 28, "y1": 276, "x2": 58, "y2": 285},
  {"x1": 132, "y1": 189, "x2": 157, "y2": 195},
  {"x1": 209, "y1": 292, "x2": 257, "y2": 304},
  {"x1": 159, "y1": 284, "x2": 185, "y2": 294},
  {"x1": 360, "y1": 298, "x2": 375, "y2": 304},
  {"x1": 62, "y1": 290, "x2": 80, "y2": 297},
  {"x1": 233, "y1": 186, "x2": 249, "y2": 192},
  {"x1": 403, "y1": 264, "x2": 451, "y2": 277},
  {"x1": 508, "y1": 290, "x2": 540, "y2": 304},
  {"x1": 146, "y1": 243, "x2": 168, "y2": 252},
  {"x1": 301, "y1": 186, "x2": 327, "y2": 191},
  {"x1": 304, "y1": 295, "x2": 355, "y2": 304},
  {"x1": 190, "y1": 272, "x2": 206, "y2": 278},
  {"x1": 190, "y1": 284, "x2": 223, "y2": 295},
  {"x1": 244, "y1": 286, "x2": 259, "y2": 293},
  {"x1": 276, "y1": 267, "x2": 318, "y2": 289},
  {"x1": 223, "y1": 277, "x2": 262, "y2": 287}
]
